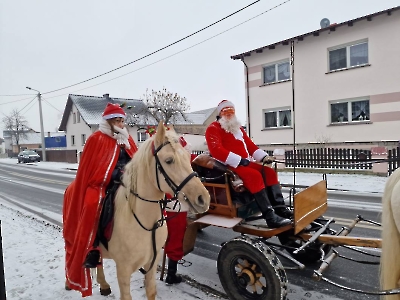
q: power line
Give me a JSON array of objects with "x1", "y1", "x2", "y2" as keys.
[
  {"x1": 18, "y1": 95, "x2": 38, "y2": 114},
  {"x1": 0, "y1": 96, "x2": 39, "y2": 106},
  {"x1": 0, "y1": 93, "x2": 35, "y2": 97},
  {"x1": 42, "y1": 0, "x2": 292, "y2": 101},
  {"x1": 21, "y1": 97, "x2": 39, "y2": 114},
  {"x1": 42, "y1": 97, "x2": 62, "y2": 112},
  {"x1": 41, "y1": 0, "x2": 262, "y2": 95}
]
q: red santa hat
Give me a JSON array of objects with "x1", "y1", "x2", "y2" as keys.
[
  {"x1": 102, "y1": 103, "x2": 126, "y2": 120},
  {"x1": 217, "y1": 100, "x2": 235, "y2": 115}
]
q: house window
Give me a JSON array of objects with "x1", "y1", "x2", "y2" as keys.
[
  {"x1": 329, "y1": 41, "x2": 368, "y2": 71},
  {"x1": 81, "y1": 134, "x2": 86, "y2": 146},
  {"x1": 263, "y1": 60, "x2": 290, "y2": 84},
  {"x1": 137, "y1": 131, "x2": 147, "y2": 142},
  {"x1": 77, "y1": 112, "x2": 81, "y2": 123},
  {"x1": 71, "y1": 135, "x2": 75, "y2": 146},
  {"x1": 264, "y1": 108, "x2": 292, "y2": 128},
  {"x1": 73, "y1": 113, "x2": 76, "y2": 124},
  {"x1": 330, "y1": 99, "x2": 370, "y2": 123}
]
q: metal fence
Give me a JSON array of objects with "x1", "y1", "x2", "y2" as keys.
[
  {"x1": 285, "y1": 148, "x2": 372, "y2": 170},
  {"x1": 388, "y1": 147, "x2": 400, "y2": 175}
]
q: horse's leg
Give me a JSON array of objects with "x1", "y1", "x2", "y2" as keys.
[
  {"x1": 116, "y1": 263, "x2": 133, "y2": 300},
  {"x1": 97, "y1": 264, "x2": 112, "y2": 296},
  {"x1": 144, "y1": 252, "x2": 162, "y2": 300}
]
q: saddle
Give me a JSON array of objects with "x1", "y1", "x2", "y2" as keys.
[
  {"x1": 97, "y1": 181, "x2": 120, "y2": 250},
  {"x1": 191, "y1": 153, "x2": 246, "y2": 193}
]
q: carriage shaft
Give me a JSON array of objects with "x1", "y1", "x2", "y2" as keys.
[{"x1": 299, "y1": 234, "x2": 382, "y2": 248}]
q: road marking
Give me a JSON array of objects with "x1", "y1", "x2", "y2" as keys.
[
  {"x1": 4, "y1": 170, "x2": 68, "y2": 185},
  {"x1": 324, "y1": 216, "x2": 381, "y2": 231}
]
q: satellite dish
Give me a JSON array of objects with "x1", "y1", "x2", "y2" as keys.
[{"x1": 320, "y1": 18, "x2": 330, "y2": 28}]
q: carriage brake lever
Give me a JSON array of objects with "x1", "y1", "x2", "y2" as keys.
[{"x1": 293, "y1": 218, "x2": 335, "y2": 255}]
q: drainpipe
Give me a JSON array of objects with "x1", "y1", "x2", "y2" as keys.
[{"x1": 240, "y1": 57, "x2": 251, "y2": 137}]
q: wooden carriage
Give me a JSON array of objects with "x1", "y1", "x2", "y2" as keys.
[{"x1": 161, "y1": 154, "x2": 384, "y2": 300}]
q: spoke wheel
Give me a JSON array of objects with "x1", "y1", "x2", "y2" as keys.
[{"x1": 217, "y1": 236, "x2": 287, "y2": 300}]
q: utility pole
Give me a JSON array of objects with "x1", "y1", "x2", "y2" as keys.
[{"x1": 26, "y1": 87, "x2": 46, "y2": 162}]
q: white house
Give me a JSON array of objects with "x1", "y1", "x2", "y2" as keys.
[
  {"x1": 58, "y1": 93, "x2": 218, "y2": 154},
  {"x1": 231, "y1": 5, "x2": 400, "y2": 151}
]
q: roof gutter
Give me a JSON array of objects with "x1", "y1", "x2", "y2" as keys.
[{"x1": 240, "y1": 57, "x2": 251, "y2": 137}]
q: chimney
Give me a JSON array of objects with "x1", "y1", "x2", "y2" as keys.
[{"x1": 103, "y1": 94, "x2": 110, "y2": 101}]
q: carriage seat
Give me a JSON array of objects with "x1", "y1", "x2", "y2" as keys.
[{"x1": 191, "y1": 153, "x2": 246, "y2": 193}]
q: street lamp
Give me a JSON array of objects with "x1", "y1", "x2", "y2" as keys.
[{"x1": 26, "y1": 87, "x2": 46, "y2": 162}]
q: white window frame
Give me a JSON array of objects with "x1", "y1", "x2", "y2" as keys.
[
  {"x1": 262, "y1": 59, "x2": 291, "y2": 84},
  {"x1": 328, "y1": 39, "x2": 368, "y2": 71},
  {"x1": 137, "y1": 131, "x2": 147, "y2": 143},
  {"x1": 81, "y1": 134, "x2": 86, "y2": 146},
  {"x1": 71, "y1": 135, "x2": 75, "y2": 146},
  {"x1": 73, "y1": 112, "x2": 76, "y2": 124},
  {"x1": 263, "y1": 107, "x2": 292, "y2": 129},
  {"x1": 329, "y1": 97, "x2": 370, "y2": 124},
  {"x1": 77, "y1": 112, "x2": 81, "y2": 123}
]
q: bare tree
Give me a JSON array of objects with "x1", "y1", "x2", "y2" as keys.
[
  {"x1": 139, "y1": 88, "x2": 190, "y2": 124},
  {"x1": 2, "y1": 109, "x2": 29, "y2": 152}
]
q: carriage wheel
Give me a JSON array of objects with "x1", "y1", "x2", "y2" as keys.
[{"x1": 217, "y1": 236, "x2": 287, "y2": 300}]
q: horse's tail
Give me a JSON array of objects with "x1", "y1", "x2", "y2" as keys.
[{"x1": 381, "y1": 168, "x2": 400, "y2": 300}]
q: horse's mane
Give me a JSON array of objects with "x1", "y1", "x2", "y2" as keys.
[{"x1": 119, "y1": 129, "x2": 185, "y2": 210}]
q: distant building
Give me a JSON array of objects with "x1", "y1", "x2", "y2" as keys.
[
  {"x1": 231, "y1": 5, "x2": 400, "y2": 150},
  {"x1": 58, "y1": 93, "x2": 218, "y2": 153}
]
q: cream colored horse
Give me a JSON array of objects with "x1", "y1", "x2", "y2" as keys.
[
  {"x1": 381, "y1": 167, "x2": 400, "y2": 300},
  {"x1": 80, "y1": 122, "x2": 210, "y2": 300}
]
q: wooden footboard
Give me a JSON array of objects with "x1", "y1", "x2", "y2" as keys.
[{"x1": 293, "y1": 180, "x2": 328, "y2": 234}]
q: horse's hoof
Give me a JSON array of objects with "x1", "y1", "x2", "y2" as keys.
[
  {"x1": 65, "y1": 285, "x2": 72, "y2": 291},
  {"x1": 100, "y1": 287, "x2": 112, "y2": 296}
]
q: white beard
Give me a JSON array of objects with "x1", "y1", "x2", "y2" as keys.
[
  {"x1": 99, "y1": 119, "x2": 131, "y2": 149},
  {"x1": 219, "y1": 115, "x2": 242, "y2": 134}
]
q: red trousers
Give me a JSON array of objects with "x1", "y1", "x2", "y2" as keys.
[
  {"x1": 229, "y1": 162, "x2": 279, "y2": 194},
  {"x1": 165, "y1": 211, "x2": 187, "y2": 261}
]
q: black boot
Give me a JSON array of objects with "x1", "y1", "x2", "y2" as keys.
[
  {"x1": 266, "y1": 184, "x2": 294, "y2": 219},
  {"x1": 165, "y1": 259, "x2": 183, "y2": 285},
  {"x1": 253, "y1": 190, "x2": 291, "y2": 228},
  {"x1": 83, "y1": 250, "x2": 101, "y2": 268}
]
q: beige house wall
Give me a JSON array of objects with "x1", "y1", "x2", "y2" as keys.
[{"x1": 242, "y1": 11, "x2": 400, "y2": 148}]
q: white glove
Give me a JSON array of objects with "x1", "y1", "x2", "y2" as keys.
[{"x1": 262, "y1": 155, "x2": 275, "y2": 164}]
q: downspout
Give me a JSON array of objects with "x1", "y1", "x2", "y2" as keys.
[{"x1": 240, "y1": 57, "x2": 251, "y2": 137}]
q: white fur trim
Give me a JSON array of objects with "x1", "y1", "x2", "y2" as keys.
[
  {"x1": 98, "y1": 119, "x2": 131, "y2": 149},
  {"x1": 102, "y1": 113, "x2": 126, "y2": 120},
  {"x1": 217, "y1": 100, "x2": 235, "y2": 114},
  {"x1": 225, "y1": 152, "x2": 242, "y2": 168},
  {"x1": 253, "y1": 149, "x2": 268, "y2": 162}
]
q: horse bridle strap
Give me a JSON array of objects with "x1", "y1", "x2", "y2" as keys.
[{"x1": 152, "y1": 141, "x2": 198, "y2": 197}]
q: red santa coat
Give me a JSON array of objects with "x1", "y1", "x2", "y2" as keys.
[
  {"x1": 63, "y1": 130, "x2": 137, "y2": 297},
  {"x1": 205, "y1": 121, "x2": 278, "y2": 193}
]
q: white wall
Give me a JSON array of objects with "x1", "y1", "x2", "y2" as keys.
[{"x1": 243, "y1": 11, "x2": 400, "y2": 145}]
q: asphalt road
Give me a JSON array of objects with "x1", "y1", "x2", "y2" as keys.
[{"x1": 0, "y1": 161, "x2": 383, "y2": 300}]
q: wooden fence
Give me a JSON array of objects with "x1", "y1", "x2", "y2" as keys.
[{"x1": 285, "y1": 148, "x2": 372, "y2": 170}]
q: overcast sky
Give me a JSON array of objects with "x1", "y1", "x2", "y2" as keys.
[{"x1": 0, "y1": 0, "x2": 398, "y2": 135}]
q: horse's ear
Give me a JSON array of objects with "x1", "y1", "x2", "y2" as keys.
[{"x1": 155, "y1": 121, "x2": 166, "y2": 145}]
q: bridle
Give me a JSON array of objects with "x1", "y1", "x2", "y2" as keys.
[
  {"x1": 152, "y1": 140, "x2": 200, "y2": 213},
  {"x1": 127, "y1": 139, "x2": 199, "y2": 274}
]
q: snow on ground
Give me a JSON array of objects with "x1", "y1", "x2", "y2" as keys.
[{"x1": 0, "y1": 203, "x2": 221, "y2": 300}]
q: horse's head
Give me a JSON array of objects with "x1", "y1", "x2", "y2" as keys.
[
  {"x1": 151, "y1": 121, "x2": 210, "y2": 214},
  {"x1": 123, "y1": 121, "x2": 210, "y2": 214}
]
